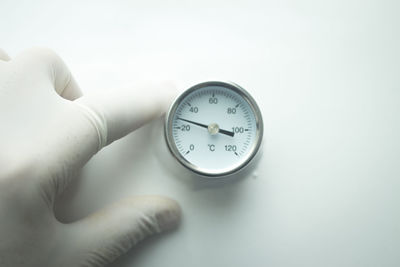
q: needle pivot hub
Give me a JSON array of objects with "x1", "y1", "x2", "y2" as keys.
[{"x1": 208, "y1": 123, "x2": 219, "y2": 135}]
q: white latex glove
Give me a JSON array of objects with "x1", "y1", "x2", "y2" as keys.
[{"x1": 0, "y1": 48, "x2": 181, "y2": 267}]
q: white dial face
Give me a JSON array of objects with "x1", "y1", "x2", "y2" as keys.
[{"x1": 166, "y1": 82, "x2": 262, "y2": 176}]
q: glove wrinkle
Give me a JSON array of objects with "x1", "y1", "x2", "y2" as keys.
[{"x1": 72, "y1": 101, "x2": 108, "y2": 151}]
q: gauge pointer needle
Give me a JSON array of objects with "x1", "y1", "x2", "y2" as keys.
[{"x1": 177, "y1": 117, "x2": 234, "y2": 137}]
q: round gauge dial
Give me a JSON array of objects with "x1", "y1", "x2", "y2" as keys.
[{"x1": 165, "y1": 81, "x2": 263, "y2": 177}]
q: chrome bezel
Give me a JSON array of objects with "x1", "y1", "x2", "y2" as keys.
[{"x1": 164, "y1": 81, "x2": 263, "y2": 177}]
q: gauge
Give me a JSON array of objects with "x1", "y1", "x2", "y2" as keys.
[{"x1": 164, "y1": 81, "x2": 263, "y2": 177}]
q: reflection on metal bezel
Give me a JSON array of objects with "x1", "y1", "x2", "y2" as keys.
[{"x1": 164, "y1": 81, "x2": 263, "y2": 177}]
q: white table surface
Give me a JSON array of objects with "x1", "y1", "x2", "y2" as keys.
[{"x1": 2, "y1": 0, "x2": 400, "y2": 266}]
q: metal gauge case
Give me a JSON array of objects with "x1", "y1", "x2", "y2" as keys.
[{"x1": 165, "y1": 81, "x2": 263, "y2": 177}]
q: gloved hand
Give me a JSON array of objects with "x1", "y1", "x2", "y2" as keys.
[{"x1": 0, "y1": 48, "x2": 181, "y2": 267}]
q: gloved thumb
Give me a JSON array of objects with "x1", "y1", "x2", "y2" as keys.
[{"x1": 66, "y1": 196, "x2": 181, "y2": 267}]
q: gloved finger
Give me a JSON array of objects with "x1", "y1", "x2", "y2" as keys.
[
  {"x1": 0, "y1": 49, "x2": 11, "y2": 61},
  {"x1": 13, "y1": 47, "x2": 83, "y2": 100},
  {"x1": 74, "y1": 80, "x2": 178, "y2": 149},
  {"x1": 68, "y1": 196, "x2": 181, "y2": 266}
]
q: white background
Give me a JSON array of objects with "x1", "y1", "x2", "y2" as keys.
[{"x1": 1, "y1": 0, "x2": 399, "y2": 266}]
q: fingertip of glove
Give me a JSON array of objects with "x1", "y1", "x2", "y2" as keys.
[{"x1": 154, "y1": 197, "x2": 182, "y2": 232}]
